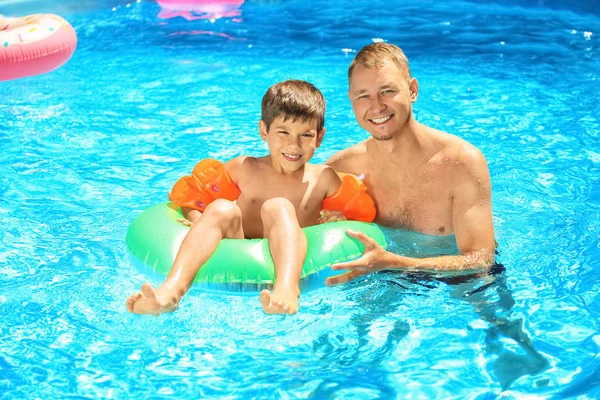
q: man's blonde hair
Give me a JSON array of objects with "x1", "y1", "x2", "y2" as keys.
[
  {"x1": 348, "y1": 43, "x2": 411, "y2": 84},
  {"x1": 261, "y1": 80, "x2": 325, "y2": 133}
]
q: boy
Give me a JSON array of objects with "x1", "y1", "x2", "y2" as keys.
[{"x1": 126, "y1": 80, "x2": 375, "y2": 316}]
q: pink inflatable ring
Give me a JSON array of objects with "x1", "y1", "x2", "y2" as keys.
[{"x1": 0, "y1": 14, "x2": 77, "y2": 81}]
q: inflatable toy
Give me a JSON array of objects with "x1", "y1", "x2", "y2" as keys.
[
  {"x1": 0, "y1": 14, "x2": 77, "y2": 81},
  {"x1": 169, "y1": 158, "x2": 377, "y2": 222},
  {"x1": 126, "y1": 202, "x2": 387, "y2": 292}
]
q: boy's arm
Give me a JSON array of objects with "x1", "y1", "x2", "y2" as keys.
[
  {"x1": 318, "y1": 167, "x2": 346, "y2": 224},
  {"x1": 180, "y1": 207, "x2": 202, "y2": 225},
  {"x1": 222, "y1": 156, "x2": 247, "y2": 187},
  {"x1": 173, "y1": 157, "x2": 247, "y2": 227},
  {"x1": 166, "y1": 192, "x2": 203, "y2": 226},
  {"x1": 321, "y1": 166, "x2": 343, "y2": 197},
  {"x1": 321, "y1": 167, "x2": 376, "y2": 223},
  {"x1": 169, "y1": 158, "x2": 241, "y2": 212}
]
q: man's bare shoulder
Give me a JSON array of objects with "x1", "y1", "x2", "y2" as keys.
[
  {"x1": 430, "y1": 128, "x2": 490, "y2": 183},
  {"x1": 426, "y1": 126, "x2": 485, "y2": 164},
  {"x1": 325, "y1": 141, "x2": 369, "y2": 173},
  {"x1": 449, "y1": 135, "x2": 487, "y2": 169}
]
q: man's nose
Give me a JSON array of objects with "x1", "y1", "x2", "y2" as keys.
[{"x1": 370, "y1": 95, "x2": 386, "y2": 112}]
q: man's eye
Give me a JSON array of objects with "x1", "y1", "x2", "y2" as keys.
[
  {"x1": 382, "y1": 89, "x2": 395, "y2": 94},
  {"x1": 357, "y1": 94, "x2": 368, "y2": 100}
]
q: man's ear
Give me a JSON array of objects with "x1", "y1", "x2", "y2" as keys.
[
  {"x1": 259, "y1": 120, "x2": 268, "y2": 141},
  {"x1": 409, "y1": 78, "x2": 419, "y2": 102},
  {"x1": 316, "y1": 128, "x2": 326, "y2": 148}
]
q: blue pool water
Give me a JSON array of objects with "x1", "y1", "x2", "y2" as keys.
[{"x1": 1, "y1": 0, "x2": 599, "y2": 398}]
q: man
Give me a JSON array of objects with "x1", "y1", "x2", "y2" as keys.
[
  {"x1": 324, "y1": 42, "x2": 497, "y2": 285},
  {"x1": 322, "y1": 44, "x2": 548, "y2": 389}
]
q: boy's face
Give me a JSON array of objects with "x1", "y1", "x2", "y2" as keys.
[{"x1": 259, "y1": 116, "x2": 324, "y2": 172}]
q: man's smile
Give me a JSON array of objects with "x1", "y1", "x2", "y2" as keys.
[{"x1": 369, "y1": 114, "x2": 393, "y2": 125}]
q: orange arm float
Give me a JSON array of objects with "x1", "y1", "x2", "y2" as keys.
[
  {"x1": 169, "y1": 159, "x2": 241, "y2": 212},
  {"x1": 322, "y1": 173, "x2": 376, "y2": 222}
]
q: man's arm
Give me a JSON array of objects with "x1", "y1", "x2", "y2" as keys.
[
  {"x1": 325, "y1": 148, "x2": 496, "y2": 285},
  {"x1": 397, "y1": 146, "x2": 496, "y2": 270},
  {"x1": 448, "y1": 147, "x2": 496, "y2": 267}
]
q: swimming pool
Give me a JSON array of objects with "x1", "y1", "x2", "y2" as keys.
[{"x1": 1, "y1": 0, "x2": 599, "y2": 397}]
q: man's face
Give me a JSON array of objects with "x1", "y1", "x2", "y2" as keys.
[
  {"x1": 348, "y1": 61, "x2": 418, "y2": 141},
  {"x1": 259, "y1": 116, "x2": 324, "y2": 172}
]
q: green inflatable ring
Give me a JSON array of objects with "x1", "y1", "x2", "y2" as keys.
[{"x1": 126, "y1": 202, "x2": 387, "y2": 292}]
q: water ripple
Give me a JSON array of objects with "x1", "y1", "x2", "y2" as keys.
[{"x1": 1, "y1": 0, "x2": 599, "y2": 398}]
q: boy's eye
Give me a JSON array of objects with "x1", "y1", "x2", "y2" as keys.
[
  {"x1": 278, "y1": 131, "x2": 289, "y2": 135},
  {"x1": 301, "y1": 133, "x2": 315, "y2": 138}
]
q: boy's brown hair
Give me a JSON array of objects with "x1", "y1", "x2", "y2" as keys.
[
  {"x1": 261, "y1": 80, "x2": 325, "y2": 133},
  {"x1": 348, "y1": 43, "x2": 411, "y2": 84}
]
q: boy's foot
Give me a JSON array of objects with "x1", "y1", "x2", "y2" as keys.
[
  {"x1": 259, "y1": 288, "x2": 299, "y2": 315},
  {"x1": 126, "y1": 283, "x2": 179, "y2": 316}
]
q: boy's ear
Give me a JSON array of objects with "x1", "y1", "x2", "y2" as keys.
[
  {"x1": 316, "y1": 128, "x2": 326, "y2": 148},
  {"x1": 259, "y1": 120, "x2": 268, "y2": 141}
]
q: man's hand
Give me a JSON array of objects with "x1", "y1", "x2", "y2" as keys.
[
  {"x1": 318, "y1": 210, "x2": 347, "y2": 224},
  {"x1": 325, "y1": 230, "x2": 392, "y2": 285}
]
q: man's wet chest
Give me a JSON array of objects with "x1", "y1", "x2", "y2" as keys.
[{"x1": 366, "y1": 170, "x2": 454, "y2": 234}]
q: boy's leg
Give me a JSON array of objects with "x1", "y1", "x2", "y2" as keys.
[
  {"x1": 127, "y1": 199, "x2": 244, "y2": 315},
  {"x1": 259, "y1": 197, "x2": 307, "y2": 315}
]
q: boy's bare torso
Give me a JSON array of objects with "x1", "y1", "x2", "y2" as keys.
[{"x1": 226, "y1": 156, "x2": 338, "y2": 238}]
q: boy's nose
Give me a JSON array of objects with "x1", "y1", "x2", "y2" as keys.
[{"x1": 287, "y1": 135, "x2": 302, "y2": 147}]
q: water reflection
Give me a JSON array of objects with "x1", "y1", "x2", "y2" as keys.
[
  {"x1": 384, "y1": 228, "x2": 548, "y2": 387},
  {"x1": 157, "y1": 0, "x2": 244, "y2": 22},
  {"x1": 0, "y1": 0, "x2": 126, "y2": 15},
  {"x1": 311, "y1": 278, "x2": 411, "y2": 397},
  {"x1": 441, "y1": 263, "x2": 550, "y2": 390},
  {"x1": 314, "y1": 234, "x2": 550, "y2": 394}
]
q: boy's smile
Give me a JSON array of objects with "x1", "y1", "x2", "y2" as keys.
[{"x1": 282, "y1": 153, "x2": 302, "y2": 162}]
